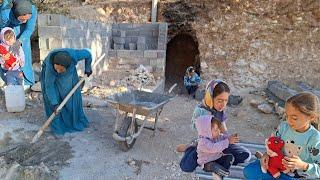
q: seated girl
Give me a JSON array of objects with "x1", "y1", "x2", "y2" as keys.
[
  {"x1": 244, "y1": 92, "x2": 320, "y2": 179},
  {"x1": 196, "y1": 115, "x2": 238, "y2": 178}
]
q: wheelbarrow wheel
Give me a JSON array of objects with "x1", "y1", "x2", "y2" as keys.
[{"x1": 117, "y1": 117, "x2": 138, "y2": 151}]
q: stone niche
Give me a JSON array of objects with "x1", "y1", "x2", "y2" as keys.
[{"x1": 107, "y1": 23, "x2": 168, "y2": 93}]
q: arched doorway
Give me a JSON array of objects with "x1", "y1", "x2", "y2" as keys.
[{"x1": 165, "y1": 34, "x2": 200, "y2": 92}]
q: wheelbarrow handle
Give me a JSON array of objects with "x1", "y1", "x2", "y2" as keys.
[
  {"x1": 168, "y1": 83, "x2": 177, "y2": 94},
  {"x1": 31, "y1": 77, "x2": 87, "y2": 143}
]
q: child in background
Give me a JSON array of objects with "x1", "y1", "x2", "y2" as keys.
[
  {"x1": 196, "y1": 115, "x2": 238, "y2": 178},
  {"x1": 244, "y1": 92, "x2": 320, "y2": 179},
  {"x1": 0, "y1": 27, "x2": 25, "y2": 85},
  {"x1": 184, "y1": 66, "x2": 201, "y2": 98}
]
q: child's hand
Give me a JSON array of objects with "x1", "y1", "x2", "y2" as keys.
[
  {"x1": 228, "y1": 134, "x2": 239, "y2": 144},
  {"x1": 19, "y1": 59, "x2": 24, "y2": 67},
  {"x1": 261, "y1": 152, "x2": 269, "y2": 170},
  {"x1": 282, "y1": 155, "x2": 309, "y2": 171},
  {"x1": 3, "y1": 53, "x2": 10, "y2": 61}
]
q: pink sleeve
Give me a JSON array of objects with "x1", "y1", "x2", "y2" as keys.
[
  {"x1": 0, "y1": 57, "x2": 4, "y2": 65},
  {"x1": 19, "y1": 47, "x2": 25, "y2": 67},
  {"x1": 198, "y1": 138, "x2": 229, "y2": 153}
]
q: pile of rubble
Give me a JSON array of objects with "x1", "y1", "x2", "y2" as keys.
[{"x1": 117, "y1": 65, "x2": 157, "y2": 90}]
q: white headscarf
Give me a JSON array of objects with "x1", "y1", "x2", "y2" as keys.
[{"x1": 0, "y1": 27, "x2": 16, "y2": 46}]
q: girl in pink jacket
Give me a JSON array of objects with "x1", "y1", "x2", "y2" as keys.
[
  {"x1": 0, "y1": 27, "x2": 25, "y2": 85},
  {"x1": 196, "y1": 115, "x2": 238, "y2": 177}
]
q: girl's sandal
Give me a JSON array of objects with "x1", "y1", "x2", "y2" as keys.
[{"x1": 176, "y1": 144, "x2": 187, "y2": 152}]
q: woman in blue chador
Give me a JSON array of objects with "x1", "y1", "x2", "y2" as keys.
[
  {"x1": 0, "y1": 0, "x2": 37, "y2": 88},
  {"x1": 41, "y1": 48, "x2": 93, "y2": 135}
]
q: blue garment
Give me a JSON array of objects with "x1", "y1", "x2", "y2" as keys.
[
  {"x1": 0, "y1": 0, "x2": 12, "y2": 10},
  {"x1": 180, "y1": 146, "x2": 198, "y2": 172},
  {"x1": 243, "y1": 160, "x2": 297, "y2": 180},
  {"x1": 186, "y1": 85, "x2": 198, "y2": 97},
  {"x1": 203, "y1": 154, "x2": 234, "y2": 174},
  {"x1": 184, "y1": 72, "x2": 201, "y2": 87},
  {"x1": 4, "y1": 69, "x2": 23, "y2": 85},
  {"x1": 275, "y1": 121, "x2": 320, "y2": 178},
  {"x1": 222, "y1": 144, "x2": 251, "y2": 165},
  {"x1": 41, "y1": 48, "x2": 92, "y2": 135},
  {"x1": 0, "y1": 3, "x2": 37, "y2": 85}
]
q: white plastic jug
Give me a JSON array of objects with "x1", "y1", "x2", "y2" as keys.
[{"x1": 4, "y1": 85, "x2": 26, "y2": 112}]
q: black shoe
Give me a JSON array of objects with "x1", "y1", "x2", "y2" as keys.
[{"x1": 203, "y1": 162, "x2": 230, "y2": 177}]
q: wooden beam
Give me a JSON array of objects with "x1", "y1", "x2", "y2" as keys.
[{"x1": 151, "y1": 0, "x2": 158, "y2": 23}]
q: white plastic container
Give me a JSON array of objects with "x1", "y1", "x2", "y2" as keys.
[{"x1": 5, "y1": 85, "x2": 26, "y2": 112}]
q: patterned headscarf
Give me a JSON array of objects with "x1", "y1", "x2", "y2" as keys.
[{"x1": 203, "y1": 79, "x2": 227, "y2": 109}]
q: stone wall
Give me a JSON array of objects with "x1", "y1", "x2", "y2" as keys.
[
  {"x1": 105, "y1": 23, "x2": 167, "y2": 91},
  {"x1": 38, "y1": 14, "x2": 168, "y2": 92},
  {"x1": 38, "y1": 14, "x2": 110, "y2": 76}
]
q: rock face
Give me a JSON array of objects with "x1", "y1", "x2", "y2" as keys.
[
  {"x1": 266, "y1": 80, "x2": 320, "y2": 106},
  {"x1": 159, "y1": 0, "x2": 320, "y2": 90},
  {"x1": 37, "y1": 0, "x2": 320, "y2": 90},
  {"x1": 266, "y1": 81, "x2": 297, "y2": 102}
]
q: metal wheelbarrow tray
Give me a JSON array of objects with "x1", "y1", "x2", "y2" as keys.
[{"x1": 106, "y1": 90, "x2": 174, "y2": 151}]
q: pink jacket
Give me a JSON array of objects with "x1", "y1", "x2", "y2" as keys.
[
  {"x1": 196, "y1": 115, "x2": 229, "y2": 166},
  {"x1": 0, "y1": 27, "x2": 25, "y2": 71}
]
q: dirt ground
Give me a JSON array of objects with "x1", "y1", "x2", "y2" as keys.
[{"x1": 0, "y1": 84, "x2": 280, "y2": 179}]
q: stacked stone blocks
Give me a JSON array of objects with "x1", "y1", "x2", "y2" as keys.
[
  {"x1": 38, "y1": 14, "x2": 110, "y2": 61},
  {"x1": 38, "y1": 14, "x2": 168, "y2": 92}
]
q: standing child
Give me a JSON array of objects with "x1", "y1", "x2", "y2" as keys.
[
  {"x1": 196, "y1": 115, "x2": 238, "y2": 178},
  {"x1": 0, "y1": 27, "x2": 25, "y2": 85},
  {"x1": 244, "y1": 92, "x2": 320, "y2": 179},
  {"x1": 0, "y1": 0, "x2": 38, "y2": 88},
  {"x1": 184, "y1": 66, "x2": 201, "y2": 98}
]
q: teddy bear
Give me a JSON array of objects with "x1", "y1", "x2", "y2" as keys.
[
  {"x1": 261, "y1": 136, "x2": 290, "y2": 178},
  {"x1": 284, "y1": 140, "x2": 303, "y2": 157},
  {"x1": 0, "y1": 44, "x2": 18, "y2": 70},
  {"x1": 283, "y1": 140, "x2": 304, "y2": 177}
]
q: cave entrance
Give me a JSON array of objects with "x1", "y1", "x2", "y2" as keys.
[{"x1": 165, "y1": 34, "x2": 200, "y2": 92}]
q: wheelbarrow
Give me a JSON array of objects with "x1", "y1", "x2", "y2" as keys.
[{"x1": 106, "y1": 87, "x2": 175, "y2": 151}]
